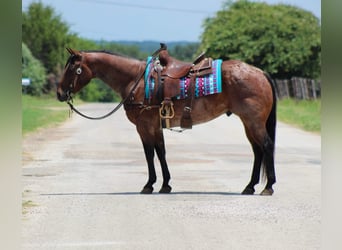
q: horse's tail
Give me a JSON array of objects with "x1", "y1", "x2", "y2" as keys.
[
  {"x1": 264, "y1": 72, "x2": 277, "y2": 145},
  {"x1": 261, "y1": 72, "x2": 277, "y2": 182}
]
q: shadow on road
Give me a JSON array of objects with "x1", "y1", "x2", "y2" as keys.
[{"x1": 40, "y1": 191, "x2": 242, "y2": 196}]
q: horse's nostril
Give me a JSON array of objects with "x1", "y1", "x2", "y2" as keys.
[{"x1": 57, "y1": 91, "x2": 66, "y2": 102}]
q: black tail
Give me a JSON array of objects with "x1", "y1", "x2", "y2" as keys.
[
  {"x1": 264, "y1": 72, "x2": 277, "y2": 146},
  {"x1": 261, "y1": 72, "x2": 277, "y2": 183}
]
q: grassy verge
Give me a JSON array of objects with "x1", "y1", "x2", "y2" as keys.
[
  {"x1": 22, "y1": 94, "x2": 70, "y2": 135},
  {"x1": 277, "y1": 98, "x2": 321, "y2": 132}
]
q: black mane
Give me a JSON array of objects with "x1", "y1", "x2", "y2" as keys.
[
  {"x1": 64, "y1": 49, "x2": 138, "y2": 68},
  {"x1": 80, "y1": 50, "x2": 133, "y2": 59}
]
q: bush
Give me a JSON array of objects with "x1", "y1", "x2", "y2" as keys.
[
  {"x1": 22, "y1": 43, "x2": 47, "y2": 96},
  {"x1": 22, "y1": 2, "x2": 72, "y2": 75},
  {"x1": 79, "y1": 79, "x2": 120, "y2": 102},
  {"x1": 200, "y1": 0, "x2": 321, "y2": 78}
]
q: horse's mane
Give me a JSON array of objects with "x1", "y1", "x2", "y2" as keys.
[
  {"x1": 64, "y1": 50, "x2": 136, "y2": 68},
  {"x1": 80, "y1": 50, "x2": 134, "y2": 59}
]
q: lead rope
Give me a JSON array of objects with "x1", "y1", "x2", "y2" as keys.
[{"x1": 67, "y1": 98, "x2": 125, "y2": 120}]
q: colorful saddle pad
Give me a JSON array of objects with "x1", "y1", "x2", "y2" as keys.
[{"x1": 144, "y1": 57, "x2": 222, "y2": 100}]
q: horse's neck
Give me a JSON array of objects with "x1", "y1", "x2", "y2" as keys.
[{"x1": 87, "y1": 52, "x2": 143, "y2": 98}]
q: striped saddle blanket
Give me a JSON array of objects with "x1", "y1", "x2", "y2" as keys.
[{"x1": 144, "y1": 57, "x2": 223, "y2": 100}]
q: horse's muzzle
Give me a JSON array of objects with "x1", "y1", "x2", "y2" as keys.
[{"x1": 57, "y1": 89, "x2": 68, "y2": 102}]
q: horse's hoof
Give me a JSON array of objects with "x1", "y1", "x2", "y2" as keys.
[
  {"x1": 140, "y1": 187, "x2": 153, "y2": 194},
  {"x1": 241, "y1": 187, "x2": 255, "y2": 195},
  {"x1": 159, "y1": 185, "x2": 172, "y2": 194},
  {"x1": 260, "y1": 188, "x2": 274, "y2": 196}
]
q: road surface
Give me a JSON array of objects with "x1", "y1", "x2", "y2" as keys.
[{"x1": 22, "y1": 103, "x2": 321, "y2": 250}]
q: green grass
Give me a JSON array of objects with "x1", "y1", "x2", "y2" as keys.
[
  {"x1": 277, "y1": 98, "x2": 321, "y2": 132},
  {"x1": 22, "y1": 95, "x2": 70, "y2": 135}
]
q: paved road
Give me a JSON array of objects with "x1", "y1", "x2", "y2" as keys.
[{"x1": 22, "y1": 103, "x2": 321, "y2": 250}]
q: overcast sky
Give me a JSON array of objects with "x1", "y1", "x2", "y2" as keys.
[{"x1": 22, "y1": 0, "x2": 321, "y2": 42}]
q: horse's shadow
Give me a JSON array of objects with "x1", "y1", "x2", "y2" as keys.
[{"x1": 41, "y1": 191, "x2": 242, "y2": 196}]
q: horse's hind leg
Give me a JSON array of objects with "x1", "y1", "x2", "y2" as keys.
[
  {"x1": 242, "y1": 143, "x2": 263, "y2": 195},
  {"x1": 241, "y1": 122, "x2": 276, "y2": 195},
  {"x1": 260, "y1": 135, "x2": 276, "y2": 195}
]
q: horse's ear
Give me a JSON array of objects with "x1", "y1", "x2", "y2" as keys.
[
  {"x1": 66, "y1": 48, "x2": 72, "y2": 54},
  {"x1": 66, "y1": 48, "x2": 81, "y2": 56}
]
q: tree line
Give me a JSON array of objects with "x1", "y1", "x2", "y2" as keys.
[{"x1": 22, "y1": 0, "x2": 320, "y2": 101}]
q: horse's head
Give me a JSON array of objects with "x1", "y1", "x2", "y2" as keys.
[{"x1": 57, "y1": 48, "x2": 93, "y2": 102}]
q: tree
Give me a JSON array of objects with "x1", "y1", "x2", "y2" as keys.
[
  {"x1": 22, "y1": 2, "x2": 74, "y2": 75},
  {"x1": 200, "y1": 0, "x2": 321, "y2": 78},
  {"x1": 96, "y1": 41, "x2": 148, "y2": 60},
  {"x1": 79, "y1": 79, "x2": 120, "y2": 102},
  {"x1": 170, "y1": 43, "x2": 200, "y2": 61},
  {"x1": 21, "y1": 2, "x2": 147, "y2": 100},
  {"x1": 22, "y1": 43, "x2": 47, "y2": 96}
]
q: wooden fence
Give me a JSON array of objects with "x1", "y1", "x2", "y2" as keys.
[{"x1": 274, "y1": 77, "x2": 321, "y2": 100}]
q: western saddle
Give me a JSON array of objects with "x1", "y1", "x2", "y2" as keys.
[{"x1": 151, "y1": 43, "x2": 213, "y2": 129}]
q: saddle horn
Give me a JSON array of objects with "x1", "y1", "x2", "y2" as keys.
[
  {"x1": 160, "y1": 43, "x2": 167, "y2": 50},
  {"x1": 151, "y1": 43, "x2": 168, "y2": 58}
]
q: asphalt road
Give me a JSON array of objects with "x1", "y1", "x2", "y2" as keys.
[{"x1": 22, "y1": 103, "x2": 321, "y2": 250}]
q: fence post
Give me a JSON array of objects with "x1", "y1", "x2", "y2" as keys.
[
  {"x1": 302, "y1": 78, "x2": 310, "y2": 100},
  {"x1": 311, "y1": 79, "x2": 317, "y2": 99},
  {"x1": 274, "y1": 77, "x2": 320, "y2": 100}
]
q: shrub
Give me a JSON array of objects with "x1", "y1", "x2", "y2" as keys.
[{"x1": 22, "y1": 43, "x2": 47, "y2": 96}]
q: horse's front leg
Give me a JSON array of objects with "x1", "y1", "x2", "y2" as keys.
[
  {"x1": 155, "y1": 134, "x2": 172, "y2": 193},
  {"x1": 137, "y1": 122, "x2": 172, "y2": 194},
  {"x1": 140, "y1": 142, "x2": 157, "y2": 194},
  {"x1": 137, "y1": 116, "x2": 159, "y2": 194}
]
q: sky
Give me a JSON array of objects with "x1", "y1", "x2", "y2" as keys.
[{"x1": 22, "y1": 0, "x2": 321, "y2": 42}]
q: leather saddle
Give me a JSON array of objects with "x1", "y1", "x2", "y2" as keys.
[
  {"x1": 156, "y1": 43, "x2": 212, "y2": 101},
  {"x1": 152, "y1": 43, "x2": 213, "y2": 129}
]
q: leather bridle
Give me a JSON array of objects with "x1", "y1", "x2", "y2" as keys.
[{"x1": 65, "y1": 56, "x2": 84, "y2": 102}]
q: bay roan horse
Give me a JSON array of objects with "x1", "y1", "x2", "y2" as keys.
[{"x1": 57, "y1": 47, "x2": 277, "y2": 195}]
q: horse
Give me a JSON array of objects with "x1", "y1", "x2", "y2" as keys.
[{"x1": 57, "y1": 46, "x2": 277, "y2": 196}]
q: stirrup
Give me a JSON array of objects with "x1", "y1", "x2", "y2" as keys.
[{"x1": 159, "y1": 101, "x2": 175, "y2": 119}]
